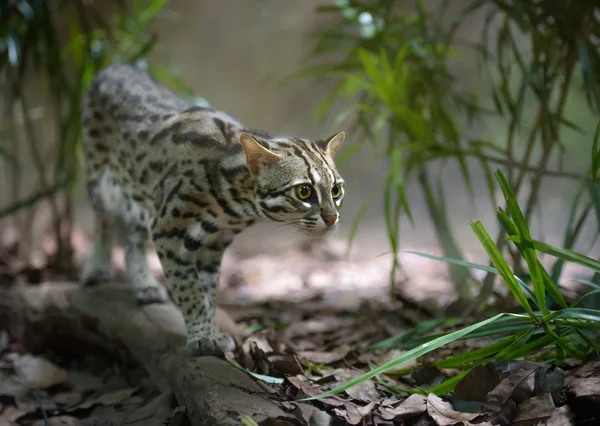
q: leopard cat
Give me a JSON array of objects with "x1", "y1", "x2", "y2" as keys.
[{"x1": 80, "y1": 64, "x2": 345, "y2": 356}]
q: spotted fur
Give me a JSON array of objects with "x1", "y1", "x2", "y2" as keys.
[{"x1": 81, "y1": 64, "x2": 345, "y2": 356}]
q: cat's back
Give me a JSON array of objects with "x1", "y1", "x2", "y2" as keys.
[{"x1": 86, "y1": 64, "x2": 188, "y2": 118}]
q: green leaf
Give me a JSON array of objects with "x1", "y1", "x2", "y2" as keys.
[
  {"x1": 530, "y1": 240, "x2": 600, "y2": 275},
  {"x1": 435, "y1": 334, "x2": 521, "y2": 368},
  {"x1": 470, "y1": 220, "x2": 535, "y2": 317},
  {"x1": 426, "y1": 369, "x2": 470, "y2": 395},
  {"x1": 298, "y1": 313, "x2": 505, "y2": 401},
  {"x1": 494, "y1": 170, "x2": 548, "y2": 313}
]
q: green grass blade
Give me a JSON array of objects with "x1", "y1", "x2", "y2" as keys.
[
  {"x1": 298, "y1": 313, "x2": 505, "y2": 401},
  {"x1": 426, "y1": 369, "x2": 471, "y2": 395},
  {"x1": 494, "y1": 170, "x2": 548, "y2": 313},
  {"x1": 530, "y1": 240, "x2": 600, "y2": 274},
  {"x1": 368, "y1": 318, "x2": 453, "y2": 351},
  {"x1": 435, "y1": 334, "x2": 520, "y2": 368},
  {"x1": 550, "y1": 308, "x2": 600, "y2": 324},
  {"x1": 471, "y1": 221, "x2": 535, "y2": 317},
  {"x1": 404, "y1": 250, "x2": 538, "y2": 305}
]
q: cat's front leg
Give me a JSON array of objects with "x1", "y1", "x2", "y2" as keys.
[
  {"x1": 184, "y1": 261, "x2": 235, "y2": 356},
  {"x1": 152, "y1": 219, "x2": 235, "y2": 356}
]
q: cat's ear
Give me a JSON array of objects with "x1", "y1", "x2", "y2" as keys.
[
  {"x1": 317, "y1": 131, "x2": 345, "y2": 157},
  {"x1": 240, "y1": 132, "x2": 282, "y2": 174}
]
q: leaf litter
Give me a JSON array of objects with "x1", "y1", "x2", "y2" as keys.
[{"x1": 2, "y1": 232, "x2": 600, "y2": 425}]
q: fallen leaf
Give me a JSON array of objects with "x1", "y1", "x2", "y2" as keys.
[
  {"x1": 483, "y1": 367, "x2": 538, "y2": 412},
  {"x1": 453, "y1": 363, "x2": 506, "y2": 402},
  {"x1": 479, "y1": 399, "x2": 517, "y2": 426},
  {"x1": 0, "y1": 372, "x2": 28, "y2": 399},
  {"x1": 535, "y1": 366, "x2": 564, "y2": 404},
  {"x1": 13, "y1": 354, "x2": 69, "y2": 389},
  {"x1": 412, "y1": 363, "x2": 448, "y2": 388},
  {"x1": 377, "y1": 394, "x2": 427, "y2": 420},
  {"x1": 29, "y1": 416, "x2": 82, "y2": 426},
  {"x1": 332, "y1": 369, "x2": 379, "y2": 402},
  {"x1": 547, "y1": 405, "x2": 575, "y2": 426},
  {"x1": 282, "y1": 401, "x2": 331, "y2": 426},
  {"x1": 565, "y1": 377, "x2": 600, "y2": 425},
  {"x1": 286, "y1": 376, "x2": 344, "y2": 408},
  {"x1": 169, "y1": 406, "x2": 187, "y2": 426},
  {"x1": 427, "y1": 393, "x2": 478, "y2": 426},
  {"x1": 332, "y1": 401, "x2": 374, "y2": 425},
  {"x1": 67, "y1": 387, "x2": 138, "y2": 411},
  {"x1": 512, "y1": 393, "x2": 555, "y2": 426},
  {"x1": 284, "y1": 317, "x2": 352, "y2": 340},
  {"x1": 84, "y1": 404, "x2": 128, "y2": 425},
  {"x1": 269, "y1": 355, "x2": 303, "y2": 376},
  {"x1": 0, "y1": 404, "x2": 29, "y2": 422},
  {"x1": 566, "y1": 376, "x2": 600, "y2": 398},
  {"x1": 52, "y1": 391, "x2": 84, "y2": 407},
  {"x1": 125, "y1": 391, "x2": 174, "y2": 425},
  {"x1": 297, "y1": 346, "x2": 351, "y2": 365},
  {"x1": 242, "y1": 335, "x2": 274, "y2": 354}
]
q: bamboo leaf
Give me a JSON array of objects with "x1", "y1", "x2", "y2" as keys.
[{"x1": 470, "y1": 221, "x2": 535, "y2": 317}]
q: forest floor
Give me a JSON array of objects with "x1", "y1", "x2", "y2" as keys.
[{"x1": 0, "y1": 228, "x2": 598, "y2": 426}]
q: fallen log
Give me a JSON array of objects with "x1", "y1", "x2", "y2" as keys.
[{"x1": 0, "y1": 282, "x2": 307, "y2": 426}]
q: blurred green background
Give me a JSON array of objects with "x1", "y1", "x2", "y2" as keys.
[{"x1": 1, "y1": 0, "x2": 599, "y2": 304}]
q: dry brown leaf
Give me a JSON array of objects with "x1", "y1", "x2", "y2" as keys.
[
  {"x1": 332, "y1": 369, "x2": 379, "y2": 402},
  {"x1": 427, "y1": 393, "x2": 479, "y2": 426},
  {"x1": 566, "y1": 376, "x2": 600, "y2": 398},
  {"x1": 280, "y1": 401, "x2": 331, "y2": 426},
  {"x1": 564, "y1": 360, "x2": 600, "y2": 379},
  {"x1": 242, "y1": 335, "x2": 274, "y2": 354},
  {"x1": 67, "y1": 387, "x2": 138, "y2": 411},
  {"x1": 284, "y1": 317, "x2": 352, "y2": 340},
  {"x1": 124, "y1": 391, "x2": 174, "y2": 425},
  {"x1": 453, "y1": 363, "x2": 505, "y2": 402},
  {"x1": 0, "y1": 404, "x2": 29, "y2": 423},
  {"x1": 286, "y1": 376, "x2": 344, "y2": 408},
  {"x1": 52, "y1": 391, "x2": 84, "y2": 407},
  {"x1": 332, "y1": 401, "x2": 375, "y2": 425},
  {"x1": 483, "y1": 367, "x2": 538, "y2": 412},
  {"x1": 13, "y1": 354, "x2": 69, "y2": 389},
  {"x1": 0, "y1": 372, "x2": 28, "y2": 398},
  {"x1": 297, "y1": 345, "x2": 351, "y2": 365},
  {"x1": 378, "y1": 394, "x2": 427, "y2": 420},
  {"x1": 29, "y1": 416, "x2": 82, "y2": 426},
  {"x1": 169, "y1": 406, "x2": 187, "y2": 426},
  {"x1": 546, "y1": 405, "x2": 575, "y2": 426},
  {"x1": 268, "y1": 355, "x2": 302, "y2": 376},
  {"x1": 84, "y1": 405, "x2": 128, "y2": 425},
  {"x1": 512, "y1": 393, "x2": 555, "y2": 426}
]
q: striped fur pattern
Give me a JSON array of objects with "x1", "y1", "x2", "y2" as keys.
[{"x1": 80, "y1": 64, "x2": 345, "y2": 356}]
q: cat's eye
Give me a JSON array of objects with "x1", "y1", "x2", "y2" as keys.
[
  {"x1": 295, "y1": 184, "x2": 313, "y2": 200},
  {"x1": 331, "y1": 184, "x2": 343, "y2": 199}
]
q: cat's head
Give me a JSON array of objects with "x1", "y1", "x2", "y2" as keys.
[{"x1": 240, "y1": 131, "x2": 345, "y2": 235}]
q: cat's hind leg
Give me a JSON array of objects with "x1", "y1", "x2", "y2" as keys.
[
  {"x1": 123, "y1": 224, "x2": 169, "y2": 304},
  {"x1": 81, "y1": 211, "x2": 115, "y2": 286},
  {"x1": 80, "y1": 99, "x2": 116, "y2": 286}
]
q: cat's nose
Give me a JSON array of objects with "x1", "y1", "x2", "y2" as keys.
[{"x1": 322, "y1": 214, "x2": 338, "y2": 227}]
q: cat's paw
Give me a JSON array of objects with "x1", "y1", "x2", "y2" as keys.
[
  {"x1": 186, "y1": 332, "x2": 236, "y2": 357},
  {"x1": 135, "y1": 285, "x2": 169, "y2": 304},
  {"x1": 81, "y1": 266, "x2": 114, "y2": 286}
]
